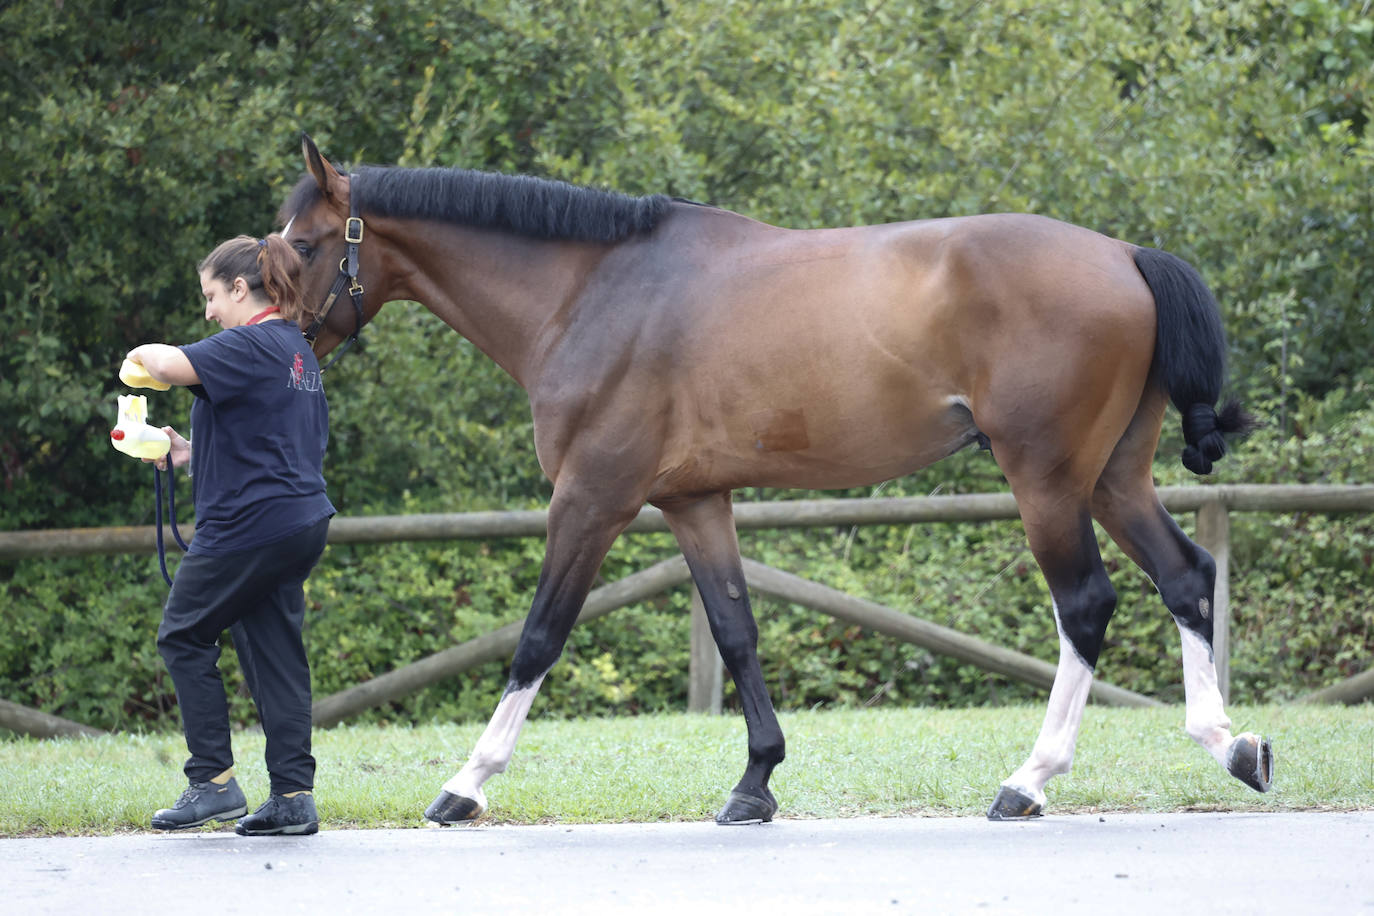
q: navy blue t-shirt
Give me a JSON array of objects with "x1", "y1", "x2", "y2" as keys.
[{"x1": 179, "y1": 321, "x2": 335, "y2": 556}]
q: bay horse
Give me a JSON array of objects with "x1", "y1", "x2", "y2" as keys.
[{"x1": 280, "y1": 135, "x2": 1271, "y2": 824}]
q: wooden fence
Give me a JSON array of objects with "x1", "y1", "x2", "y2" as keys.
[{"x1": 2, "y1": 484, "x2": 1372, "y2": 738}]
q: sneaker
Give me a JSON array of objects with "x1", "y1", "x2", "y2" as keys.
[
  {"x1": 151, "y1": 777, "x2": 248, "y2": 830},
  {"x1": 235, "y1": 792, "x2": 319, "y2": 836}
]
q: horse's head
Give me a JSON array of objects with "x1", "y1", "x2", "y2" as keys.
[{"x1": 277, "y1": 134, "x2": 387, "y2": 362}]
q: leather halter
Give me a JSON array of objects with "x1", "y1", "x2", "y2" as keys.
[{"x1": 302, "y1": 173, "x2": 365, "y2": 371}]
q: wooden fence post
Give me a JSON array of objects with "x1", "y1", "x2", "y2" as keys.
[
  {"x1": 1195, "y1": 499, "x2": 1231, "y2": 704},
  {"x1": 687, "y1": 585, "x2": 724, "y2": 714}
]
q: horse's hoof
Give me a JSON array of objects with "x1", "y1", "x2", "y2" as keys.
[
  {"x1": 424, "y1": 790, "x2": 485, "y2": 825},
  {"x1": 1226, "y1": 733, "x2": 1274, "y2": 793},
  {"x1": 715, "y1": 788, "x2": 778, "y2": 825},
  {"x1": 986, "y1": 784, "x2": 1043, "y2": 821}
]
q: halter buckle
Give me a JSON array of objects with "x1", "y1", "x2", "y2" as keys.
[{"x1": 345, "y1": 217, "x2": 365, "y2": 245}]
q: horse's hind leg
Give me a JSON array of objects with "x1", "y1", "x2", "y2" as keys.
[
  {"x1": 1092, "y1": 402, "x2": 1273, "y2": 793},
  {"x1": 424, "y1": 484, "x2": 641, "y2": 824},
  {"x1": 986, "y1": 486, "x2": 1119, "y2": 820},
  {"x1": 660, "y1": 492, "x2": 785, "y2": 824}
]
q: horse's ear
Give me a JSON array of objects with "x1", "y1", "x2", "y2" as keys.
[{"x1": 301, "y1": 132, "x2": 343, "y2": 199}]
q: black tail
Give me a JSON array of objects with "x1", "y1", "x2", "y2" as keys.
[{"x1": 1132, "y1": 246, "x2": 1254, "y2": 475}]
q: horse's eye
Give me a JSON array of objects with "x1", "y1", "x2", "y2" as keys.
[{"x1": 294, "y1": 243, "x2": 314, "y2": 261}]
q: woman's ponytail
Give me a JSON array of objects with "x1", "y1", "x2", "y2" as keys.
[
  {"x1": 199, "y1": 234, "x2": 306, "y2": 321},
  {"x1": 256, "y1": 235, "x2": 305, "y2": 320}
]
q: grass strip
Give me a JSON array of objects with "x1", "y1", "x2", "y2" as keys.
[{"x1": 1, "y1": 704, "x2": 1369, "y2": 836}]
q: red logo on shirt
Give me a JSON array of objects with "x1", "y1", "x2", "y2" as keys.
[{"x1": 287, "y1": 352, "x2": 323, "y2": 392}]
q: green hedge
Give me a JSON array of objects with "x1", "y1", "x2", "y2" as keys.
[{"x1": 3, "y1": 0, "x2": 1371, "y2": 731}]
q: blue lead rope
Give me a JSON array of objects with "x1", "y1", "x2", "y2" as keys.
[{"x1": 153, "y1": 464, "x2": 189, "y2": 587}]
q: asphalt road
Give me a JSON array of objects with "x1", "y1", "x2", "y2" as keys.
[{"x1": 4, "y1": 811, "x2": 1372, "y2": 915}]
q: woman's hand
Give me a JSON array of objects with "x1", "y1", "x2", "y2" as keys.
[{"x1": 143, "y1": 427, "x2": 191, "y2": 471}]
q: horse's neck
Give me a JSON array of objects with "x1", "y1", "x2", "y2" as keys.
[{"x1": 384, "y1": 220, "x2": 604, "y2": 389}]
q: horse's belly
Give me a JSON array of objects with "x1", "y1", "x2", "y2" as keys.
[
  {"x1": 652, "y1": 397, "x2": 977, "y2": 497},
  {"x1": 754, "y1": 408, "x2": 974, "y2": 487}
]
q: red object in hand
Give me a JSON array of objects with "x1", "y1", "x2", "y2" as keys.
[{"x1": 110, "y1": 429, "x2": 125, "y2": 440}]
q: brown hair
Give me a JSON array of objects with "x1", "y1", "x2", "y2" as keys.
[{"x1": 197, "y1": 234, "x2": 306, "y2": 321}]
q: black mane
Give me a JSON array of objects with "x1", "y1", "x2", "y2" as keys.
[{"x1": 279, "y1": 166, "x2": 673, "y2": 243}]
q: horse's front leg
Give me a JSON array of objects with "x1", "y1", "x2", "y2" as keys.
[
  {"x1": 425, "y1": 484, "x2": 641, "y2": 824},
  {"x1": 661, "y1": 491, "x2": 785, "y2": 824},
  {"x1": 426, "y1": 677, "x2": 546, "y2": 824}
]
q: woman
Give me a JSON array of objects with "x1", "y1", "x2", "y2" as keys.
[{"x1": 126, "y1": 234, "x2": 334, "y2": 836}]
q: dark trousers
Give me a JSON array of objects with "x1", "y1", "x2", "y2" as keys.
[{"x1": 157, "y1": 518, "x2": 329, "y2": 795}]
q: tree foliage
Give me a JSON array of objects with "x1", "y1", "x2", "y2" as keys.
[{"x1": 2, "y1": 0, "x2": 1371, "y2": 728}]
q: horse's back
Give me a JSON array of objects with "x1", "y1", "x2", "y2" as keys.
[{"x1": 652, "y1": 208, "x2": 1153, "y2": 349}]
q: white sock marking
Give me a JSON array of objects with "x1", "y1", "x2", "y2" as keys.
[
  {"x1": 1003, "y1": 602, "x2": 1095, "y2": 805},
  {"x1": 442, "y1": 679, "x2": 545, "y2": 807},
  {"x1": 1176, "y1": 623, "x2": 1234, "y2": 764}
]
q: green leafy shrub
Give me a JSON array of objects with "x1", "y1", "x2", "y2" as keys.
[{"x1": 3, "y1": 0, "x2": 1371, "y2": 732}]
